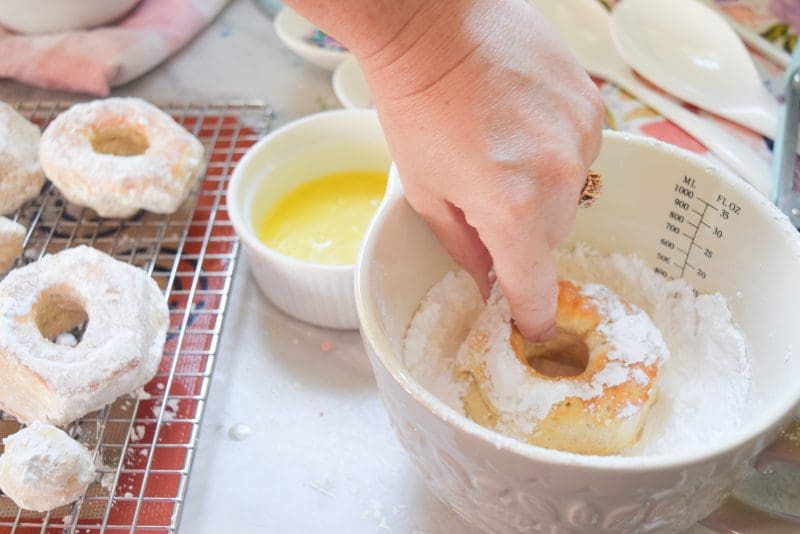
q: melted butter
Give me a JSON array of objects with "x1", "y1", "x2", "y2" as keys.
[{"x1": 257, "y1": 170, "x2": 387, "y2": 265}]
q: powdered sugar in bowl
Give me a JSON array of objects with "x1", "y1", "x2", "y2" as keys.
[{"x1": 355, "y1": 131, "x2": 800, "y2": 532}]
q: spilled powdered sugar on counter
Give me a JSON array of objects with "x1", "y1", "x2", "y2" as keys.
[{"x1": 402, "y1": 244, "x2": 750, "y2": 456}]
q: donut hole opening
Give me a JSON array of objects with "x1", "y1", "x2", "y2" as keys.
[
  {"x1": 33, "y1": 285, "x2": 88, "y2": 347},
  {"x1": 90, "y1": 127, "x2": 149, "y2": 156},
  {"x1": 520, "y1": 328, "x2": 590, "y2": 377}
]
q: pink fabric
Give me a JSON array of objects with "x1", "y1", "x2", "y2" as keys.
[{"x1": 0, "y1": 0, "x2": 228, "y2": 96}]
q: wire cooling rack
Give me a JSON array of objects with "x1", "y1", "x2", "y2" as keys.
[{"x1": 0, "y1": 100, "x2": 272, "y2": 533}]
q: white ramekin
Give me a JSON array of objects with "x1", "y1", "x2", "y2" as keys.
[
  {"x1": 228, "y1": 109, "x2": 390, "y2": 330},
  {"x1": 356, "y1": 131, "x2": 800, "y2": 532},
  {"x1": 274, "y1": 7, "x2": 352, "y2": 71}
]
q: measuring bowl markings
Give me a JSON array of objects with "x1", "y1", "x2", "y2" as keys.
[{"x1": 655, "y1": 175, "x2": 742, "y2": 283}]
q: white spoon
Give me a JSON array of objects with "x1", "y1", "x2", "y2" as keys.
[
  {"x1": 610, "y1": 0, "x2": 779, "y2": 140},
  {"x1": 530, "y1": 0, "x2": 771, "y2": 195}
]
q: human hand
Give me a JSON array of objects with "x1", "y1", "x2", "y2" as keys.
[{"x1": 355, "y1": 1, "x2": 604, "y2": 341}]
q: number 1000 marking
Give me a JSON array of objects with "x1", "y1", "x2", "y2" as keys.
[{"x1": 674, "y1": 184, "x2": 694, "y2": 198}]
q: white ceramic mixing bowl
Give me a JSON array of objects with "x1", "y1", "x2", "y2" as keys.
[{"x1": 356, "y1": 131, "x2": 800, "y2": 533}]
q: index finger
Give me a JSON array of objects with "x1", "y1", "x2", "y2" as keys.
[{"x1": 461, "y1": 168, "x2": 599, "y2": 341}]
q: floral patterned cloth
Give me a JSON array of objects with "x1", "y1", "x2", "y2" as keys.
[
  {"x1": 770, "y1": 0, "x2": 800, "y2": 35},
  {"x1": 711, "y1": 0, "x2": 798, "y2": 52}
]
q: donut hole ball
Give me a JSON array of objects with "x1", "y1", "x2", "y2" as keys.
[
  {"x1": 513, "y1": 327, "x2": 590, "y2": 377},
  {"x1": 0, "y1": 423, "x2": 95, "y2": 512},
  {"x1": 32, "y1": 284, "x2": 88, "y2": 347},
  {"x1": 90, "y1": 126, "x2": 149, "y2": 157}
]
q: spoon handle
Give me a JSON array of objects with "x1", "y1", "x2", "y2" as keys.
[
  {"x1": 772, "y1": 46, "x2": 800, "y2": 227},
  {"x1": 611, "y1": 71, "x2": 771, "y2": 195},
  {"x1": 716, "y1": 100, "x2": 780, "y2": 142}
]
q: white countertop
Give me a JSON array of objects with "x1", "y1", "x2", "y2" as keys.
[{"x1": 179, "y1": 256, "x2": 478, "y2": 533}]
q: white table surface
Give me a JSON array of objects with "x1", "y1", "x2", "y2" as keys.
[
  {"x1": 178, "y1": 256, "x2": 480, "y2": 533},
  {"x1": 0, "y1": 1, "x2": 781, "y2": 531}
]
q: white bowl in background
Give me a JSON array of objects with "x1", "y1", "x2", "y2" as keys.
[
  {"x1": 274, "y1": 7, "x2": 351, "y2": 71},
  {"x1": 228, "y1": 109, "x2": 390, "y2": 330},
  {"x1": 0, "y1": 0, "x2": 140, "y2": 34},
  {"x1": 356, "y1": 131, "x2": 800, "y2": 532},
  {"x1": 332, "y1": 55, "x2": 372, "y2": 109}
]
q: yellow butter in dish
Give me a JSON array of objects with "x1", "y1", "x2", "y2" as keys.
[{"x1": 256, "y1": 170, "x2": 387, "y2": 265}]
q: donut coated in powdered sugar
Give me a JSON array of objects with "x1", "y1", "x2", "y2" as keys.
[
  {"x1": 39, "y1": 97, "x2": 205, "y2": 218},
  {"x1": 455, "y1": 279, "x2": 670, "y2": 455},
  {"x1": 405, "y1": 246, "x2": 750, "y2": 456},
  {"x1": 0, "y1": 245, "x2": 169, "y2": 426},
  {"x1": 0, "y1": 216, "x2": 25, "y2": 273},
  {"x1": 0, "y1": 102, "x2": 45, "y2": 216},
  {"x1": 459, "y1": 283, "x2": 668, "y2": 427}
]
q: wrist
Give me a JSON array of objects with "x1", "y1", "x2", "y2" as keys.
[
  {"x1": 281, "y1": 0, "x2": 428, "y2": 58},
  {"x1": 357, "y1": 0, "x2": 504, "y2": 101}
]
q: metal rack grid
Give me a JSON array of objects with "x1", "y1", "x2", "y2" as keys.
[{"x1": 0, "y1": 100, "x2": 273, "y2": 533}]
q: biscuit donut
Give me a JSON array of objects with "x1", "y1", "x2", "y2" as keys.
[
  {"x1": 456, "y1": 279, "x2": 668, "y2": 455},
  {"x1": 0, "y1": 216, "x2": 25, "y2": 273},
  {"x1": 0, "y1": 102, "x2": 44, "y2": 215},
  {"x1": 39, "y1": 97, "x2": 205, "y2": 218},
  {"x1": 0, "y1": 422, "x2": 95, "y2": 512},
  {"x1": 0, "y1": 245, "x2": 169, "y2": 426}
]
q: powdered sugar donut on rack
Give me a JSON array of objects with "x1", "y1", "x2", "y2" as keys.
[
  {"x1": 39, "y1": 97, "x2": 205, "y2": 218},
  {"x1": 0, "y1": 422, "x2": 95, "y2": 512},
  {"x1": 0, "y1": 245, "x2": 169, "y2": 426},
  {"x1": 0, "y1": 216, "x2": 25, "y2": 273},
  {"x1": 455, "y1": 279, "x2": 669, "y2": 455},
  {"x1": 0, "y1": 101, "x2": 45, "y2": 216}
]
